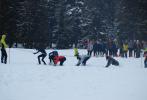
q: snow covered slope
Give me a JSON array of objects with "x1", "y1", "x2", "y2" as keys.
[{"x1": 0, "y1": 48, "x2": 147, "y2": 100}]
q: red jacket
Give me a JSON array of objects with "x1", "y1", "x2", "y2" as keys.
[{"x1": 53, "y1": 56, "x2": 65, "y2": 64}]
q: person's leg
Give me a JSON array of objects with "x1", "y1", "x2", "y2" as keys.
[
  {"x1": 42, "y1": 54, "x2": 47, "y2": 65},
  {"x1": 1, "y1": 54, "x2": 4, "y2": 63},
  {"x1": 82, "y1": 57, "x2": 90, "y2": 66},
  {"x1": 87, "y1": 50, "x2": 90, "y2": 55},
  {"x1": 1, "y1": 50, "x2": 4, "y2": 63},
  {"x1": 125, "y1": 51, "x2": 127, "y2": 58},
  {"x1": 131, "y1": 49, "x2": 133, "y2": 57},
  {"x1": 49, "y1": 55, "x2": 54, "y2": 64},
  {"x1": 90, "y1": 50, "x2": 92, "y2": 56},
  {"x1": 112, "y1": 60, "x2": 119, "y2": 66},
  {"x1": 94, "y1": 50, "x2": 96, "y2": 56},
  {"x1": 49, "y1": 56, "x2": 52, "y2": 63},
  {"x1": 60, "y1": 57, "x2": 66, "y2": 66},
  {"x1": 145, "y1": 61, "x2": 147, "y2": 68},
  {"x1": 4, "y1": 51, "x2": 7, "y2": 64},
  {"x1": 38, "y1": 54, "x2": 42, "y2": 64},
  {"x1": 115, "y1": 61, "x2": 119, "y2": 66}
]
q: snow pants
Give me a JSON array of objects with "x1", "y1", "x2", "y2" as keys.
[
  {"x1": 1, "y1": 48, "x2": 7, "y2": 64},
  {"x1": 38, "y1": 54, "x2": 47, "y2": 65}
]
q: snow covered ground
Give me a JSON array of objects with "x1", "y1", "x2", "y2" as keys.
[{"x1": 0, "y1": 48, "x2": 147, "y2": 100}]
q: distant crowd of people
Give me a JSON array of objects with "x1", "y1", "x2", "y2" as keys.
[{"x1": 86, "y1": 39, "x2": 147, "y2": 58}]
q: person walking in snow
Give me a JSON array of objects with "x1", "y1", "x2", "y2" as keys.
[
  {"x1": 33, "y1": 47, "x2": 47, "y2": 65},
  {"x1": 49, "y1": 50, "x2": 58, "y2": 64},
  {"x1": 76, "y1": 54, "x2": 91, "y2": 66},
  {"x1": 0, "y1": 33, "x2": 8, "y2": 64},
  {"x1": 105, "y1": 56, "x2": 119, "y2": 67}
]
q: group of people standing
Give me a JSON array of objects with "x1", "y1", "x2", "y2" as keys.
[{"x1": 87, "y1": 39, "x2": 147, "y2": 58}]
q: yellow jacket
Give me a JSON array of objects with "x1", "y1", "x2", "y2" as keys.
[
  {"x1": 74, "y1": 48, "x2": 78, "y2": 56},
  {"x1": 123, "y1": 44, "x2": 128, "y2": 51},
  {"x1": 144, "y1": 48, "x2": 147, "y2": 52},
  {"x1": 1, "y1": 34, "x2": 8, "y2": 48}
]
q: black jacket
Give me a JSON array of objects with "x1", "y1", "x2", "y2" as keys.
[
  {"x1": 34, "y1": 49, "x2": 47, "y2": 55},
  {"x1": 106, "y1": 56, "x2": 119, "y2": 67},
  {"x1": 49, "y1": 51, "x2": 58, "y2": 58}
]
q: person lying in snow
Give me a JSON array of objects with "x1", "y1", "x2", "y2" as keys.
[
  {"x1": 76, "y1": 54, "x2": 91, "y2": 66},
  {"x1": 105, "y1": 56, "x2": 119, "y2": 67}
]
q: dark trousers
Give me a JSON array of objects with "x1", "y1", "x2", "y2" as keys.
[
  {"x1": 1, "y1": 49, "x2": 7, "y2": 64},
  {"x1": 38, "y1": 54, "x2": 47, "y2": 65},
  {"x1": 129, "y1": 48, "x2": 133, "y2": 57},
  {"x1": 112, "y1": 60, "x2": 119, "y2": 66},
  {"x1": 87, "y1": 50, "x2": 92, "y2": 56},
  {"x1": 145, "y1": 59, "x2": 147, "y2": 68},
  {"x1": 93, "y1": 50, "x2": 97, "y2": 56},
  {"x1": 49, "y1": 55, "x2": 54, "y2": 64},
  {"x1": 60, "y1": 57, "x2": 66, "y2": 66},
  {"x1": 136, "y1": 49, "x2": 140, "y2": 58},
  {"x1": 124, "y1": 51, "x2": 128, "y2": 58},
  {"x1": 82, "y1": 57, "x2": 90, "y2": 65}
]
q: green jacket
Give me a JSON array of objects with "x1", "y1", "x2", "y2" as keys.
[
  {"x1": 1, "y1": 34, "x2": 8, "y2": 48},
  {"x1": 74, "y1": 48, "x2": 78, "y2": 56}
]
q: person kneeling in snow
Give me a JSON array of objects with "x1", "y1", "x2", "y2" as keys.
[
  {"x1": 53, "y1": 56, "x2": 66, "y2": 66},
  {"x1": 105, "y1": 56, "x2": 119, "y2": 67},
  {"x1": 76, "y1": 54, "x2": 91, "y2": 66},
  {"x1": 49, "y1": 51, "x2": 58, "y2": 64}
]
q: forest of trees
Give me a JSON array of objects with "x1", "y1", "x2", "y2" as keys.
[{"x1": 0, "y1": 0, "x2": 147, "y2": 48}]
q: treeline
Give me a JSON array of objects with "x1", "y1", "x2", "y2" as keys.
[{"x1": 0, "y1": 0, "x2": 147, "y2": 48}]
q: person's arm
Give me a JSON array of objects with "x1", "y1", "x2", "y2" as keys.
[{"x1": 33, "y1": 50, "x2": 39, "y2": 54}]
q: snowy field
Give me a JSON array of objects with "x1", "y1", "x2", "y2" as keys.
[{"x1": 0, "y1": 48, "x2": 147, "y2": 100}]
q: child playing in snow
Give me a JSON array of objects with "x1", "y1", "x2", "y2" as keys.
[{"x1": 76, "y1": 54, "x2": 91, "y2": 66}]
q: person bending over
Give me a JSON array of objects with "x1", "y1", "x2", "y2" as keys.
[
  {"x1": 34, "y1": 48, "x2": 47, "y2": 65},
  {"x1": 76, "y1": 54, "x2": 90, "y2": 66},
  {"x1": 53, "y1": 56, "x2": 66, "y2": 66},
  {"x1": 105, "y1": 56, "x2": 119, "y2": 67},
  {"x1": 49, "y1": 51, "x2": 58, "y2": 64}
]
